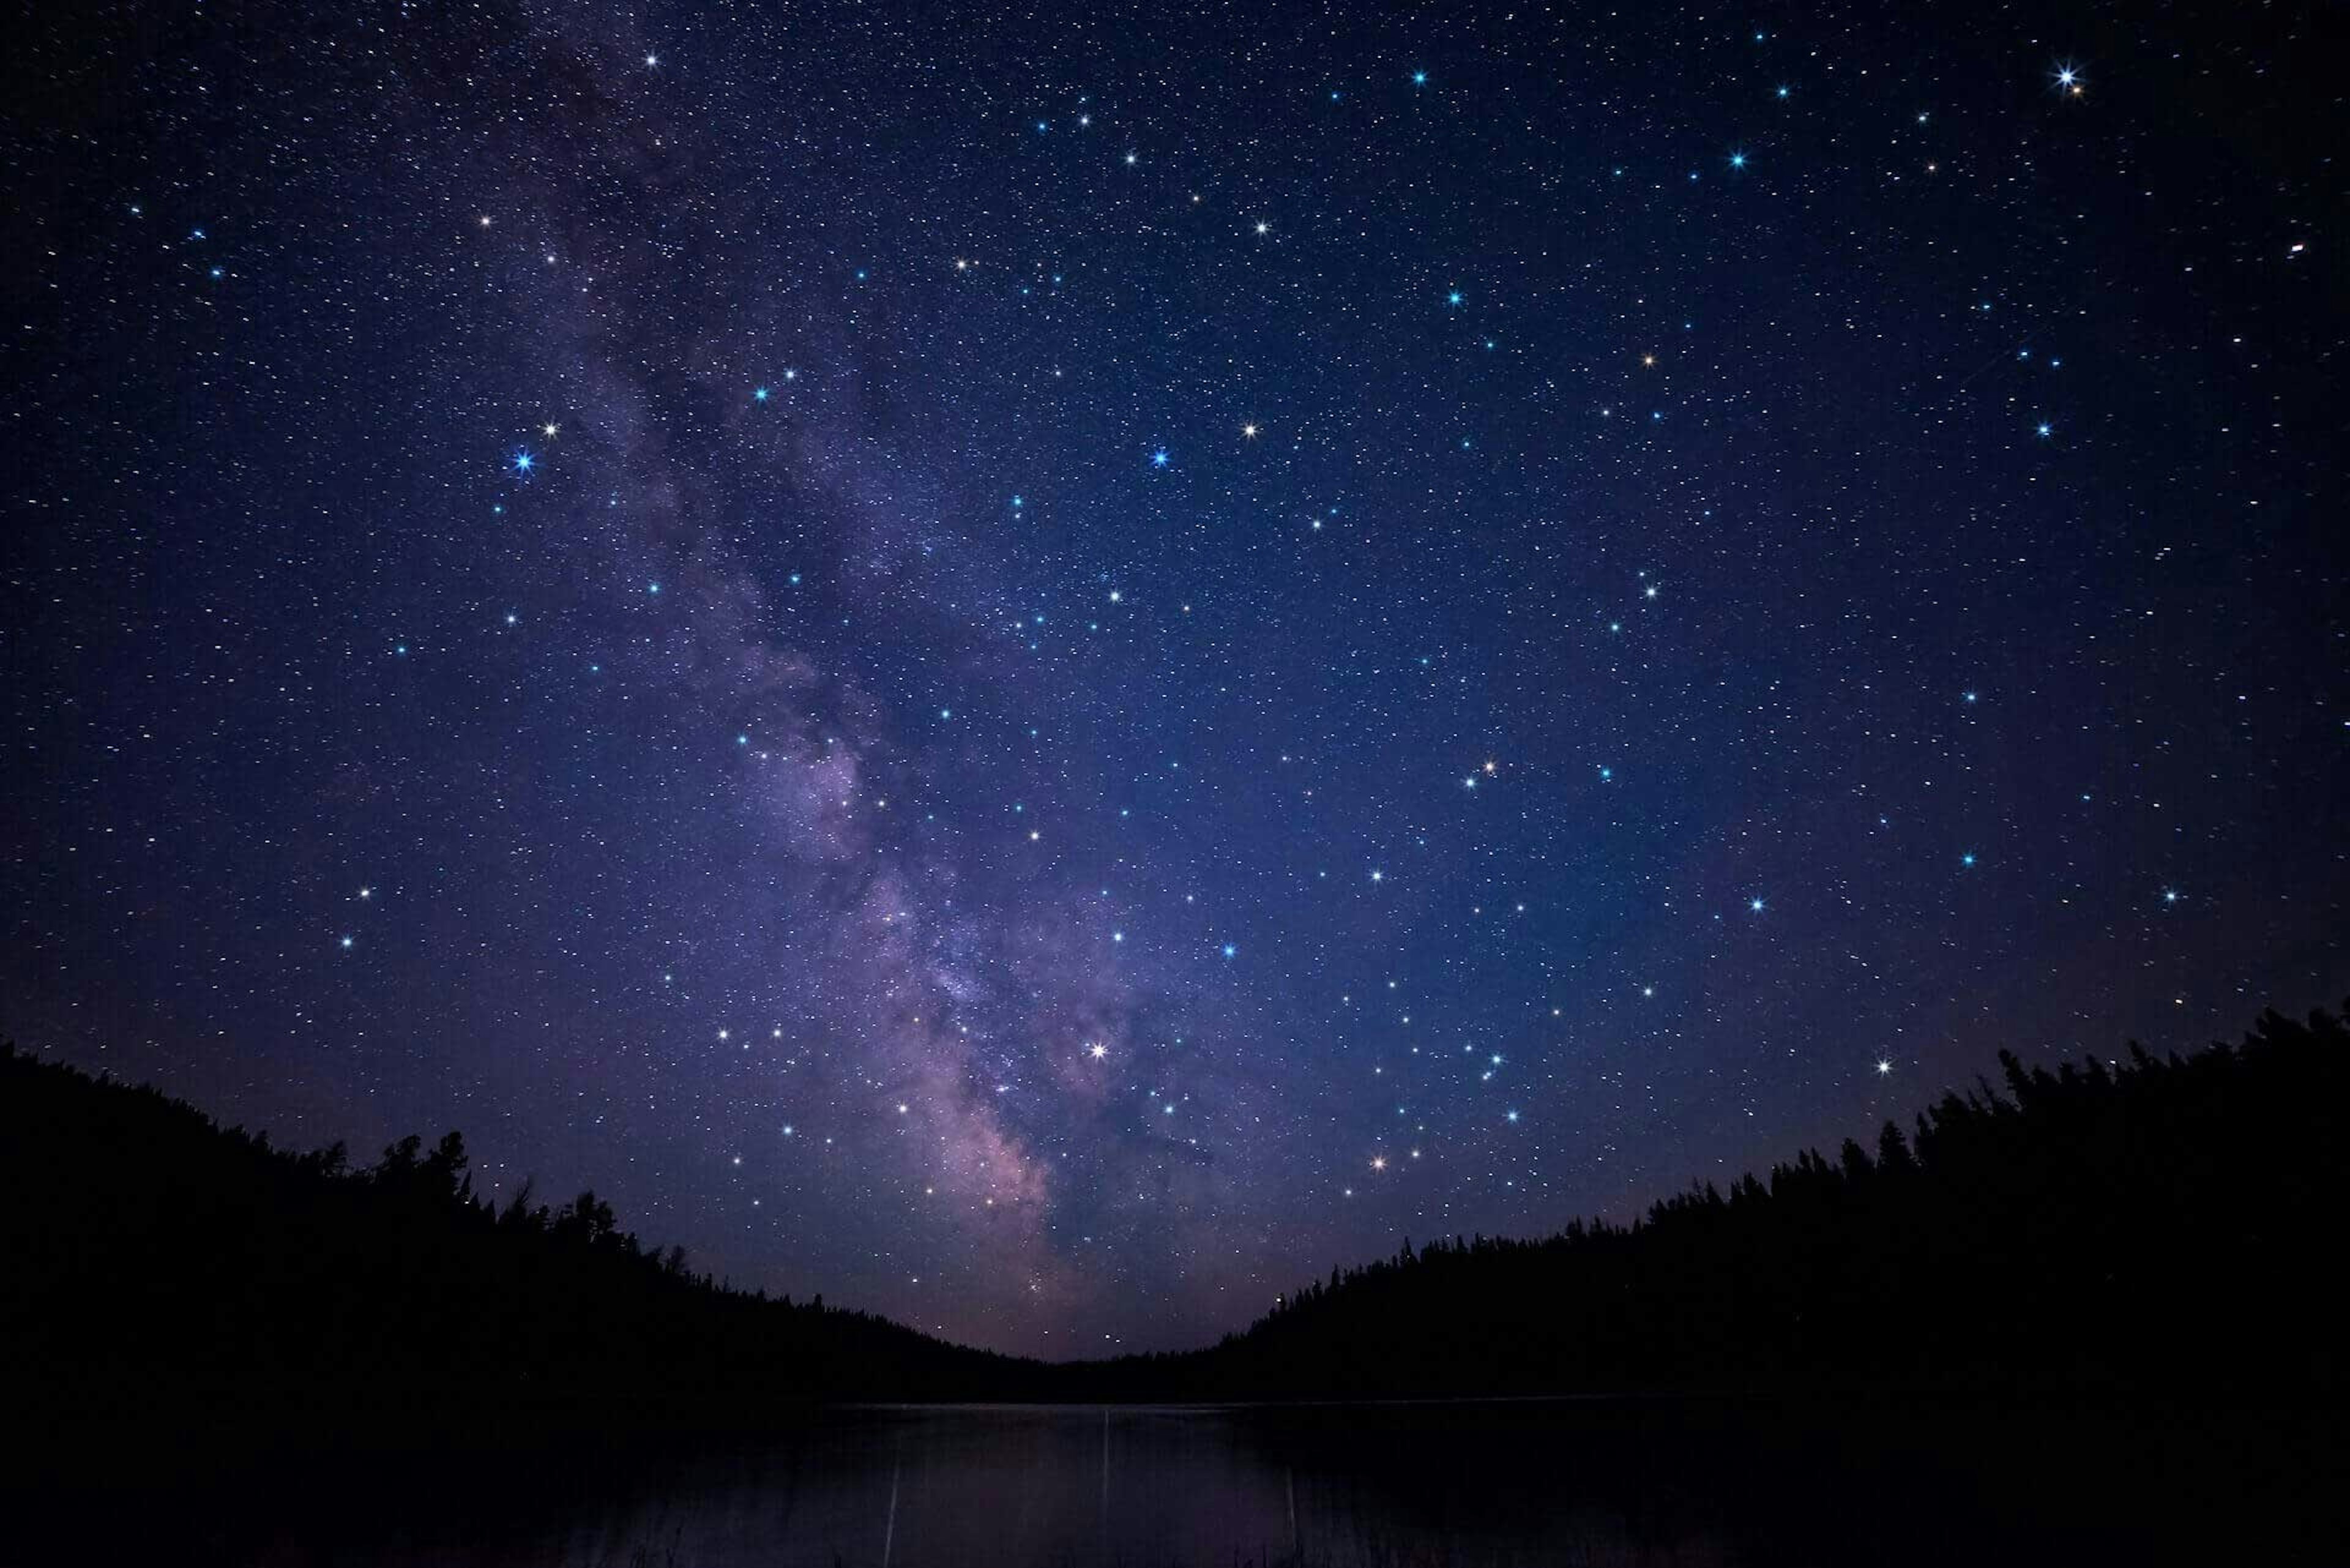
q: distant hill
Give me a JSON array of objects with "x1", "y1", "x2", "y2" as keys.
[
  {"x1": 1071, "y1": 1006, "x2": 2349, "y2": 1402},
  {"x1": 7, "y1": 1006, "x2": 2343, "y2": 1478},
  {"x1": 0, "y1": 1042, "x2": 1035, "y2": 1474}
]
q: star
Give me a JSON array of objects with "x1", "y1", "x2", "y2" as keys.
[
  {"x1": 1241, "y1": 423, "x2": 1258, "y2": 438},
  {"x1": 541, "y1": 422, "x2": 558, "y2": 438},
  {"x1": 754, "y1": 386, "x2": 769, "y2": 401},
  {"x1": 510, "y1": 450, "x2": 534, "y2": 476},
  {"x1": 1729, "y1": 151, "x2": 1747, "y2": 170},
  {"x1": 1876, "y1": 1059, "x2": 1893, "y2": 1076},
  {"x1": 1446, "y1": 289, "x2": 1464, "y2": 307},
  {"x1": 1088, "y1": 1042, "x2": 1108, "y2": 1060},
  {"x1": 1750, "y1": 897, "x2": 1766, "y2": 913},
  {"x1": 1151, "y1": 449, "x2": 1170, "y2": 468},
  {"x1": 1411, "y1": 70, "x2": 1428, "y2": 87},
  {"x1": 1253, "y1": 220, "x2": 1270, "y2": 236},
  {"x1": 2036, "y1": 422, "x2": 2052, "y2": 438}
]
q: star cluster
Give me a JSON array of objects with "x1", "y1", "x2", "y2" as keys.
[{"x1": 2, "y1": 2, "x2": 2343, "y2": 1354}]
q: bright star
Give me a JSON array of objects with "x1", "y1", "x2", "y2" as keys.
[
  {"x1": 1729, "y1": 151, "x2": 1747, "y2": 169},
  {"x1": 1876, "y1": 1059, "x2": 1893, "y2": 1076},
  {"x1": 2036, "y1": 422, "x2": 2052, "y2": 438},
  {"x1": 1221, "y1": 943, "x2": 1236, "y2": 959},
  {"x1": 754, "y1": 386, "x2": 769, "y2": 401},
  {"x1": 1089, "y1": 1042, "x2": 1108, "y2": 1060},
  {"x1": 1446, "y1": 289, "x2": 1463, "y2": 307},
  {"x1": 1242, "y1": 423, "x2": 1258, "y2": 438},
  {"x1": 510, "y1": 450, "x2": 534, "y2": 476},
  {"x1": 1151, "y1": 449, "x2": 1170, "y2": 468},
  {"x1": 1412, "y1": 70, "x2": 1427, "y2": 86},
  {"x1": 541, "y1": 422, "x2": 558, "y2": 438},
  {"x1": 1750, "y1": 897, "x2": 1766, "y2": 913}
]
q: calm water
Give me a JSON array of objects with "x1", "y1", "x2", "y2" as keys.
[{"x1": 144, "y1": 1399, "x2": 2346, "y2": 1566}]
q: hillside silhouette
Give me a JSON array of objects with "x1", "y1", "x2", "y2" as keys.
[
  {"x1": 1081, "y1": 1005, "x2": 2348, "y2": 1401},
  {"x1": 5, "y1": 1005, "x2": 2344, "y2": 1477},
  {"x1": 0, "y1": 1042, "x2": 1037, "y2": 1474}
]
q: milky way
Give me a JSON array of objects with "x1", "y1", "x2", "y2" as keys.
[{"x1": 5, "y1": 3, "x2": 2344, "y2": 1353}]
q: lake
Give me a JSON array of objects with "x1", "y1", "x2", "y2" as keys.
[{"x1": 133, "y1": 1398, "x2": 2350, "y2": 1565}]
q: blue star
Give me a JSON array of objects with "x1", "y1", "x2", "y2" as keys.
[
  {"x1": 1221, "y1": 943, "x2": 1237, "y2": 959},
  {"x1": 754, "y1": 386, "x2": 769, "y2": 402},
  {"x1": 1010, "y1": 495, "x2": 1023, "y2": 509},
  {"x1": 1151, "y1": 449, "x2": 1170, "y2": 469},
  {"x1": 510, "y1": 450, "x2": 535, "y2": 476},
  {"x1": 1411, "y1": 70, "x2": 1427, "y2": 87},
  {"x1": 1962, "y1": 853, "x2": 1977, "y2": 867},
  {"x1": 1729, "y1": 151, "x2": 1747, "y2": 170},
  {"x1": 1776, "y1": 85, "x2": 1790, "y2": 100},
  {"x1": 1750, "y1": 897, "x2": 1766, "y2": 913},
  {"x1": 1447, "y1": 289, "x2": 1463, "y2": 307}
]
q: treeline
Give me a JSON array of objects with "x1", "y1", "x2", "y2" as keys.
[
  {"x1": 1067, "y1": 1006, "x2": 2349, "y2": 1400},
  {"x1": 6, "y1": 1006, "x2": 2344, "y2": 1469},
  {"x1": 0, "y1": 1043, "x2": 1035, "y2": 1471}
]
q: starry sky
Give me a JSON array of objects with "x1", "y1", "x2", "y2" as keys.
[{"x1": 5, "y1": 2, "x2": 2345, "y2": 1356}]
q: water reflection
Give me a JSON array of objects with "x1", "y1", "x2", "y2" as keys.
[{"x1": 215, "y1": 1398, "x2": 2336, "y2": 1567}]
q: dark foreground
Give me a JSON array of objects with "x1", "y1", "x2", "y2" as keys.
[{"x1": 26, "y1": 1397, "x2": 2344, "y2": 1567}]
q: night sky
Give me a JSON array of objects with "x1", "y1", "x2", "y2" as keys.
[{"x1": 6, "y1": 3, "x2": 2344, "y2": 1356}]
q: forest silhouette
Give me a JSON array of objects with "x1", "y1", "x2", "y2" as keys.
[{"x1": 4, "y1": 1004, "x2": 2343, "y2": 1475}]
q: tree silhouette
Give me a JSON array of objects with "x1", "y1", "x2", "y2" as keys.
[{"x1": 4, "y1": 1002, "x2": 2344, "y2": 1480}]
